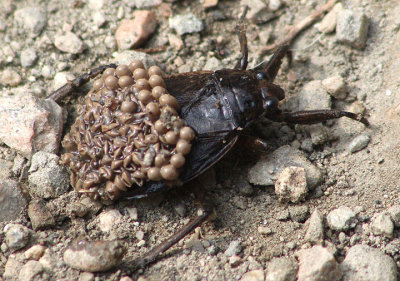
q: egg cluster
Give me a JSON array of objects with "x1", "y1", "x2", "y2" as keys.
[{"x1": 61, "y1": 60, "x2": 195, "y2": 200}]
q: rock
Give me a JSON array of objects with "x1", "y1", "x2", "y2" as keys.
[
  {"x1": 229, "y1": 255, "x2": 243, "y2": 267},
  {"x1": 169, "y1": 13, "x2": 204, "y2": 35},
  {"x1": 63, "y1": 239, "x2": 125, "y2": 272},
  {"x1": 370, "y1": 212, "x2": 394, "y2": 238},
  {"x1": 112, "y1": 50, "x2": 156, "y2": 68},
  {"x1": 0, "y1": 179, "x2": 27, "y2": 222},
  {"x1": 224, "y1": 240, "x2": 242, "y2": 257},
  {"x1": 126, "y1": 207, "x2": 138, "y2": 220},
  {"x1": 28, "y1": 199, "x2": 56, "y2": 230},
  {"x1": 336, "y1": 10, "x2": 369, "y2": 49},
  {"x1": 204, "y1": 0, "x2": 218, "y2": 8},
  {"x1": 0, "y1": 93, "x2": 63, "y2": 157},
  {"x1": 25, "y1": 245, "x2": 47, "y2": 260},
  {"x1": 318, "y1": 3, "x2": 343, "y2": 33},
  {"x1": 308, "y1": 124, "x2": 329, "y2": 146},
  {"x1": 0, "y1": 159, "x2": 12, "y2": 180},
  {"x1": 98, "y1": 209, "x2": 123, "y2": 233},
  {"x1": 266, "y1": 257, "x2": 298, "y2": 281},
  {"x1": 348, "y1": 134, "x2": 370, "y2": 153},
  {"x1": 3, "y1": 256, "x2": 24, "y2": 280},
  {"x1": 240, "y1": 269, "x2": 265, "y2": 281},
  {"x1": 28, "y1": 151, "x2": 70, "y2": 199},
  {"x1": 258, "y1": 226, "x2": 273, "y2": 235},
  {"x1": 88, "y1": 0, "x2": 104, "y2": 10},
  {"x1": 20, "y1": 48, "x2": 38, "y2": 67},
  {"x1": 92, "y1": 11, "x2": 106, "y2": 28},
  {"x1": 132, "y1": 0, "x2": 162, "y2": 8},
  {"x1": 18, "y1": 260, "x2": 44, "y2": 281},
  {"x1": 387, "y1": 205, "x2": 400, "y2": 227},
  {"x1": 248, "y1": 145, "x2": 322, "y2": 188},
  {"x1": 0, "y1": 69, "x2": 22, "y2": 86},
  {"x1": 340, "y1": 245, "x2": 397, "y2": 281},
  {"x1": 322, "y1": 75, "x2": 347, "y2": 100},
  {"x1": 204, "y1": 57, "x2": 223, "y2": 71},
  {"x1": 297, "y1": 245, "x2": 341, "y2": 281},
  {"x1": 241, "y1": 0, "x2": 268, "y2": 20},
  {"x1": 289, "y1": 205, "x2": 309, "y2": 223},
  {"x1": 275, "y1": 166, "x2": 308, "y2": 203},
  {"x1": 54, "y1": 32, "x2": 85, "y2": 54},
  {"x1": 304, "y1": 209, "x2": 324, "y2": 243},
  {"x1": 115, "y1": 10, "x2": 157, "y2": 49},
  {"x1": 327, "y1": 206, "x2": 357, "y2": 231},
  {"x1": 67, "y1": 202, "x2": 89, "y2": 218},
  {"x1": 14, "y1": 7, "x2": 47, "y2": 36},
  {"x1": 4, "y1": 223, "x2": 31, "y2": 251},
  {"x1": 174, "y1": 203, "x2": 186, "y2": 216},
  {"x1": 80, "y1": 272, "x2": 95, "y2": 281},
  {"x1": 53, "y1": 71, "x2": 75, "y2": 91},
  {"x1": 38, "y1": 249, "x2": 57, "y2": 270},
  {"x1": 297, "y1": 80, "x2": 332, "y2": 110},
  {"x1": 268, "y1": 0, "x2": 282, "y2": 11}
]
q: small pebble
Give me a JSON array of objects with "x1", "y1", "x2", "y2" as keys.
[
  {"x1": 265, "y1": 257, "x2": 298, "y2": 281},
  {"x1": 318, "y1": 3, "x2": 343, "y2": 33},
  {"x1": 20, "y1": 48, "x2": 38, "y2": 67},
  {"x1": 268, "y1": 0, "x2": 282, "y2": 11},
  {"x1": 28, "y1": 199, "x2": 56, "y2": 230},
  {"x1": 229, "y1": 255, "x2": 243, "y2": 267},
  {"x1": 370, "y1": 212, "x2": 394, "y2": 238},
  {"x1": 275, "y1": 166, "x2": 308, "y2": 203},
  {"x1": 132, "y1": 0, "x2": 162, "y2": 8},
  {"x1": 289, "y1": 205, "x2": 309, "y2": 223},
  {"x1": 322, "y1": 75, "x2": 347, "y2": 100},
  {"x1": 304, "y1": 208, "x2": 324, "y2": 243},
  {"x1": 126, "y1": 207, "x2": 138, "y2": 220},
  {"x1": 98, "y1": 210, "x2": 123, "y2": 232},
  {"x1": 336, "y1": 9, "x2": 369, "y2": 49},
  {"x1": 224, "y1": 240, "x2": 242, "y2": 257},
  {"x1": 298, "y1": 80, "x2": 332, "y2": 110},
  {"x1": 80, "y1": 272, "x2": 95, "y2": 281},
  {"x1": 18, "y1": 260, "x2": 44, "y2": 281},
  {"x1": 54, "y1": 32, "x2": 85, "y2": 54},
  {"x1": 3, "y1": 257, "x2": 24, "y2": 280},
  {"x1": 5, "y1": 223, "x2": 31, "y2": 251},
  {"x1": 25, "y1": 245, "x2": 46, "y2": 260},
  {"x1": 258, "y1": 226, "x2": 273, "y2": 235},
  {"x1": 387, "y1": 205, "x2": 400, "y2": 227},
  {"x1": 348, "y1": 134, "x2": 370, "y2": 153},
  {"x1": 327, "y1": 206, "x2": 357, "y2": 231},
  {"x1": 169, "y1": 13, "x2": 204, "y2": 35},
  {"x1": 0, "y1": 179, "x2": 27, "y2": 222},
  {"x1": 340, "y1": 245, "x2": 397, "y2": 281},
  {"x1": 297, "y1": 245, "x2": 341, "y2": 281},
  {"x1": 63, "y1": 239, "x2": 125, "y2": 272},
  {"x1": 240, "y1": 269, "x2": 265, "y2": 281},
  {"x1": 241, "y1": 0, "x2": 268, "y2": 21},
  {"x1": 203, "y1": 0, "x2": 218, "y2": 8},
  {"x1": 14, "y1": 7, "x2": 47, "y2": 36},
  {"x1": 136, "y1": 230, "x2": 145, "y2": 241},
  {"x1": 0, "y1": 69, "x2": 22, "y2": 86}
]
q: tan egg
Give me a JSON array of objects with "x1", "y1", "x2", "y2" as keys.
[
  {"x1": 118, "y1": 75, "x2": 134, "y2": 88},
  {"x1": 159, "y1": 94, "x2": 180, "y2": 110},
  {"x1": 179, "y1": 126, "x2": 195, "y2": 141},
  {"x1": 138, "y1": 89, "x2": 153, "y2": 104},
  {"x1": 165, "y1": 131, "x2": 179, "y2": 145},
  {"x1": 146, "y1": 102, "x2": 161, "y2": 118},
  {"x1": 102, "y1": 68, "x2": 116, "y2": 79},
  {"x1": 149, "y1": 75, "x2": 165, "y2": 88},
  {"x1": 154, "y1": 120, "x2": 167, "y2": 134},
  {"x1": 148, "y1": 65, "x2": 163, "y2": 77},
  {"x1": 147, "y1": 167, "x2": 162, "y2": 181},
  {"x1": 154, "y1": 154, "x2": 167, "y2": 167},
  {"x1": 93, "y1": 79, "x2": 104, "y2": 91},
  {"x1": 133, "y1": 68, "x2": 149, "y2": 80},
  {"x1": 105, "y1": 76, "x2": 119, "y2": 90},
  {"x1": 116, "y1": 64, "x2": 132, "y2": 77},
  {"x1": 160, "y1": 164, "x2": 179, "y2": 180},
  {"x1": 152, "y1": 86, "x2": 167, "y2": 99},
  {"x1": 170, "y1": 153, "x2": 185, "y2": 168},
  {"x1": 136, "y1": 78, "x2": 150, "y2": 91},
  {"x1": 129, "y1": 60, "x2": 145, "y2": 72},
  {"x1": 176, "y1": 139, "x2": 191, "y2": 155},
  {"x1": 120, "y1": 101, "x2": 138, "y2": 113}
]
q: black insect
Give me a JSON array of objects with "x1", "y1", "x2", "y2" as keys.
[{"x1": 49, "y1": 14, "x2": 368, "y2": 270}]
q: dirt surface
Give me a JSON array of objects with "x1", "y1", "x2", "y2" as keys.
[{"x1": 1, "y1": 0, "x2": 400, "y2": 280}]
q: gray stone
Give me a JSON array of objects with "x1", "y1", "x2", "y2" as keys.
[
  {"x1": 28, "y1": 199, "x2": 56, "y2": 230},
  {"x1": 268, "y1": 0, "x2": 282, "y2": 11},
  {"x1": 54, "y1": 32, "x2": 85, "y2": 54},
  {"x1": 309, "y1": 124, "x2": 329, "y2": 146},
  {"x1": 327, "y1": 206, "x2": 357, "y2": 231},
  {"x1": 275, "y1": 166, "x2": 308, "y2": 203},
  {"x1": 289, "y1": 205, "x2": 309, "y2": 223},
  {"x1": 203, "y1": 57, "x2": 223, "y2": 71},
  {"x1": 0, "y1": 69, "x2": 22, "y2": 86},
  {"x1": 28, "y1": 151, "x2": 70, "y2": 199},
  {"x1": 224, "y1": 240, "x2": 242, "y2": 257},
  {"x1": 19, "y1": 260, "x2": 44, "y2": 281},
  {"x1": 370, "y1": 212, "x2": 394, "y2": 238},
  {"x1": 258, "y1": 226, "x2": 273, "y2": 235},
  {"x1": 348, "y1": 134, "x2": 370, "y2": 153},
  {"x1": 133, "y1": 0, "x2": 162, "y2": 8},
  {"x1": 169, "y1": 14, "x2": 204, "y2": 35},
  {"x1": 4, "y1": 223, "x2": 31, "y2": 251},
  {"x1": 297, "y1": 245, "x2": 341, "y2": 281},
  {"x1": 340, "y1": 245, "x2": 397, "y2": 281},
  {"x1": 266, "y1": 257, "x2": 298, "y2": 281},
  {"x1": 20, "y1": 48, "x2": 38, "y2": 67},
  {"x1": 0, "y1": 179, "x2": 27, "y2": 222},
  {"x1": 304, "y1": 208, "x2": 324, "y2": 243},
  {"x1": 53, "y1": 71, "x2": 75, "y2": 91},
  {"x1": 0, "y1": 93, "x2": 63, "y2": 157},
  {"x1": 98, "y1": 209, "x2": 123, "y2": 233},
  {"x1": 387, "y1": 205, "x2": 400, "y2": 227},
  {"x1": 3, "y1": 256, "x2": 24, "y2": 279},
  {"x1": 322, "y1": 75, "x2": 347, "y2": 100},
  {"x1": 248, "y1": 145, "x2": 322, "y2": 188},
  {"x1": 14, "y1": 7, "x2": 47, "y2": 36},
  {"x1": 240, "y1": 269, "x2": 264, "y2": 281},
  {"x1": 297, "y1": 80, "x2": 332, "y2": 111},
  {"x1": 63, "y1": 239, "x2": 125, "y2": 272},
  {"x1": 336, "y1": 10, "x2": 369, "y2": 49},
  {"x1": 318, "y1": 3, "x2": 343, "y2": 34}
]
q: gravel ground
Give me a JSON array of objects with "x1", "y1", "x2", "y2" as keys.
[{"x1": 1, "y1": 0, "x2": 400, "y2": 280}]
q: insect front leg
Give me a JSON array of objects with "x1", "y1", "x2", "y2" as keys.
[{"x1": 48, "y1": 63, "x2": 117, "y2": 103}]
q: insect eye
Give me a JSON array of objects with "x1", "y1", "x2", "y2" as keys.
[
  {"x1": 256, "y1": 72, "x2": 266, "y2": 80},
  {"x1": 263, "y1": 96, "x2": 279, "y2": 112}
]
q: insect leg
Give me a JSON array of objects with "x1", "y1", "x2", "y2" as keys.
[
  {"x1": 267, "y1": 109, "x2": 369, "y2": 126},
  {"x1": 234, "y1": 6, "x2": 249, "y2": 70},
  {"x1": 236, "y1": 135, "x2": 272, "y2": 154},
  {"x1": 47, "y1": 64, "x2": 117, "y2": 103},
  {"x1": 262, "y1": 44, "x2": 291, "y2": 82}
]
